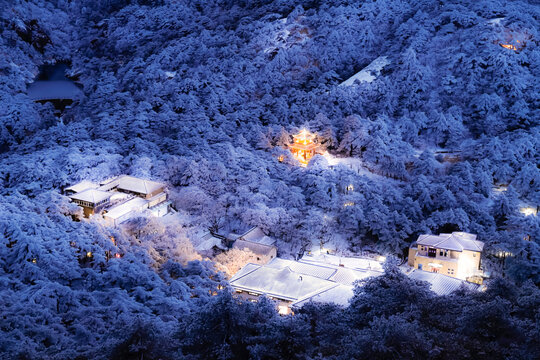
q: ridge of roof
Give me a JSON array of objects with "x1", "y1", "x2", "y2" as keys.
[{"x1": 416, "y1": 232, "x2": 484, "y2": 252}]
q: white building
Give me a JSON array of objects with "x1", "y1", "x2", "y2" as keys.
[
  {"x1": 230, "y1": 256, "x2": 383, "y2": 314},
  {"x1": 66, "y1": 174, "x2": 169, "y2": 224}
]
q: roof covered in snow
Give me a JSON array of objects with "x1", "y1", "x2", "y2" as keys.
[
  {"x1": 103, "y1": 197, "x2": 148, "y2": 220},
  {"x1": 340, "y1": 56, "x2": 390, "y2": 86},
  {"x1": 69, "y1": 189, "x2": 111, "y2": 204},
  {"x1": 408, "y1": 269, "x2": 480, "y2": 296},
  {"x1": 229, "y1": 263, "x2": 337, "y2": 301},
  {"x1": 233, "y1": 239, "x2": 276, "y2": 256},
  {"x1": 416, "y1": 232, "x2": 484, "y2": 252},
  {"x1": 230, "y1": 256, "x2": 384, "y2": 303},
  {"x1": 301, "y1": 253, "x2": 384, "y2": 272},
  {"x1": 196, "y1": 232, "x2": 227, "y2": 252},
  {"x1": 65, "y1": 180, "x2": 97, "y2": 194},
  {"x1": 116, "y1": 175, "x2": 165, "y2": 195},
  {"x1": 292, "y1": 284, "x2": 354, "y2": 307},
  {"x1": 239, "y1": 227, "x2": 276, "y2": 246}
]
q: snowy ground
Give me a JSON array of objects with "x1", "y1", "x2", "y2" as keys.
[
  {"x1": 321, "y1": 151, "x2": 400, "y2": 182},
  {"x1": 339, "y1": 56, "x2": 390, "y2": 86}
]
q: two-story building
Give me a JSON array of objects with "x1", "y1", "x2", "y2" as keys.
[
  {"x1": 66, "y1": 175, "x2": 169, "y2": 225},
  {"x1": 408, "y1": 232, "x2": 484, "y2": 281}
]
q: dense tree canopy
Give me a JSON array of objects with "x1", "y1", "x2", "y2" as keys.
[{"x1": 0, "y1": 0, "x2": 538, "y2": 358}]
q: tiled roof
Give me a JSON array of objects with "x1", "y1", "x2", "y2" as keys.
[
  {"x1": 116, "y1": 175, "x2": 164, "y2": 195},
  {"x1": 232, "y1": 239, "x2": 275, "y2": 256},
  {"x1": 69, "y1": 189, "x2": 111, "y2": 204},
  {"x1": 229, "y1": 263, "x2": 337, "y2": 301},
  {"x1": 408, "y1": 269, "x2": 479, "y2": 295},
  {"x1": 292, "y1": 284, "x2": 354, "y2": 307},
  {"x1": 65, "y1": 180, "x2": 97, "y2": 193},
  {"x1": 196, "y1": 233, "x2": 227, "y2": 252},
  {"x1": 416, "y1": 232, "x2": 484, "y2": 252},
  {"x1": 239, "y1": 227, "x2": 276, "y2": 246}
]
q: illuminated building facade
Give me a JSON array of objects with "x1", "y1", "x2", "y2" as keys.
[
  {"x1": 66, "y1": 175, "x2": 169, "y2": 223},
  {"x1": 288, "y1": 129, "x2": 319, "y2": 166},
  {"x1": 408, "y1": 232, "x2": 484, "y2": 282}
]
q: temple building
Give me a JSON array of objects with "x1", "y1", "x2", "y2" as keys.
[
  {"x1": 65, "y1": 175, "x2": 169, "y2": 224},
  {"x1": 408, "y1": 232, "x2": 485, "y2": 283},
  {"x1": 69, "y1": 189, "x2": 112, "y2": 217},
  {"x1": 288, "y1": 129, "x2": 320, "y2": 166}
]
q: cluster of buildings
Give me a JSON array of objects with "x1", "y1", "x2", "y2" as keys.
[
  {"x1": 229, "y1": 231, "x2": 486, "y2": 314},
  {"x1": 65, "y1": 175, "x2": 169, "y2": 226}
]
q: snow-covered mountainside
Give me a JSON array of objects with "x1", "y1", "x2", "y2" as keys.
[{"x1": 0, "y1": 0, "x2": 538, "y2": 358}]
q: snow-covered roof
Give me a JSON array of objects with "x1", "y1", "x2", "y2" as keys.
[
  {"x1": 196, "y1": 232, "x2": 227, "y2": 252},
  {"x1": 27, "y1": 80, "x2": 83, "y2": 101},
  {"x1": 233, "y1": 239, "x2": 276, "y2": 256},
  {"x1": 329, "y1": 267, "x2": 380, "y2": 286},
  {"x1": 266, "y1": 258, "x2": 337, "y2": 280},
  {"x1": 69, "y1": 189, "x2": 111, "y2": 204},
  {"x1": 230, "y1": 263, "x2": 260, "y2": 282},
  {"x1": 239, "y1": 227, "x2": 276, "y2": 246},
  {"x1": 340, "y1": 56, "x2": 390, "y2": 86},
  {"x1": 408, "y1": 269, "x2": 479, "y2": 296},
  {"x1": 266, "y1": 257, "x2": 380, "y2": 286},
  {"x1": 292, "y1": 284, "x2": 354, "y2": 307},
  {"x1": 230, "y1": 255, "x2": 384, "y2": 304},
  {"x1": 65, "y1": 180, "x2": 97, "y2": 194},
  {"x1": 116, "y1": 175, "x2": 165, "y2": 195},
  {"x1": 103, "y1": 197, "x2": 148, "y2": 220},
  {"x1": 300, "y1": 253, "x2": 384, "y2": 272},
  {"x1": 230, "y1": 263, "x2": 337, "y2": 301},
  {"x1": 416, "y1": 232, "x2": 484, "y2": 252}
]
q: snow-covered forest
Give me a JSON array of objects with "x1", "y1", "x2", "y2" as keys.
[{"x1": 0, "y1": 0, "x2": 539, "y2": 358}]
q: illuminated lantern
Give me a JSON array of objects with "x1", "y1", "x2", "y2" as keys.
[{"x1": 288, "y1": 129, "x2": 319, "y2": 166}]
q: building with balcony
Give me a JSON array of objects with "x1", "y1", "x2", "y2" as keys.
[
  {"x1": 288, "y1": 129, "x2": 320, "y2": 166},
  {"x1": 65, "y1": 175, "x2": 169, "y2": 224},
  {"x1": 408, "y1": 232, "x2": 484, "y2": 282}
]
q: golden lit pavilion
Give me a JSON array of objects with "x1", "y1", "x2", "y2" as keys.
[{"x1": 288, "y1": 129, "x2": 319, "y2": 166}]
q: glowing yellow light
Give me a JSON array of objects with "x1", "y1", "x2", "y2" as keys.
[
  {"x1": 289, "y1": 129, "x2": 318, "y2": 166},
  {"x1": 278, "y1": 155, "x2": 284, "y2": 162},
  {"x1": 500, "y1": 43, "x2": 517, "y2": 51},
  {"x1": 86, "y1": 251, "x2": 93, "y2": 258},
  {"x1": 520, "y1": 207, "x2": 537, "y2": 216},
  {"x1": 31, "y1": 258, "x2": 37, "y2": 264},
  {"x1": 347, "y1": 184, "x2": 354, "y2": 192},
  {"x1": 278, "y1": 305, "x2": 289, "y2": 315},
  {"x1": 343, "y1": 202, "x2": 355, "y2": 207}
]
